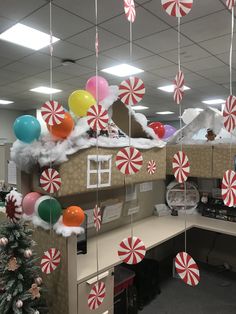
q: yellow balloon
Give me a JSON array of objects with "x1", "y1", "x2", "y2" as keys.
[{"x1": 68, "y1": 90, "x2": 96, "y2": 117}]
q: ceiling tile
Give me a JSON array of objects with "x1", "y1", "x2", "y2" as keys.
[
  {"x1": 55, "y1": 63, "x2": 93, "y2": 76},
  {"x1": 19, "y1": 53, "x2": 61, "y2": 69},
  {"x1": 4, "y1": 61, "x2": 46, "y2": 76},
  {"x1": 103, "y1": 43, "x2": 153, "y2": 61},
  {"x1": 0, "y1": 41, "x2": 32, "y2": 60},
  {"x1": 196, "y1": 65, "x2": 236, "y2": 84},
  {"x1": 136, "y1": 55, "x2": 174, "y2": 71},
  {"x1": 77, "y1": 55, "x2": 117, "y2": 70},
  {"x1": 151, "y1": 65, "x2": 190, "y2": 80},
  {"x1": 183, "y1": 56, "x2": 225, "y2": 72},
  {"x1": 216, "y1": 52, "x2": 236, "y2": 68},
  {"x1": 199, "y1": 34, "x2": 236, "y2": 55}
]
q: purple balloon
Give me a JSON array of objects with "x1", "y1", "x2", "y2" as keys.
[{"x1": 163, "y1": 124, "x2": 177, "y2": 139}]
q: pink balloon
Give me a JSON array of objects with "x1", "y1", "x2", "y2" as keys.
[
  {"x1": 22, "y1": 192, "x2": 41, "y2": 216},
  {"x1": 86, "y1": 76, "x2": 109, "y2": 101}
]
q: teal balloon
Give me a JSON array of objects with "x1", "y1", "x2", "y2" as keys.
[
  {"x1": 13, "y1": 115, "x2": 41, "y2": 143},
  {"x1": 35, "y1": 196, "x2": 62, "y2": 224}
]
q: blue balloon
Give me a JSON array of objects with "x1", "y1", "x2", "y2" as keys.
[{"x1": 13, "y1": 115, "x2": 41, "y2": 143}]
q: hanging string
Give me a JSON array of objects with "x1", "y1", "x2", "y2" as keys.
[{"x1": 177, "y1": 17, "x2": 181, "y2": 73}]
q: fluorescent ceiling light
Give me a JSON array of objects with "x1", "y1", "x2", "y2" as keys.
[
  {"x1": 133, "y1": 105, "x2": 149, "y2": 110},
  {"x1": 156, "y1": 111, "x2": 174, "y2": 115},
  {"x1": 30, "y1": 86, "x2": 62, "y2": 94},
  {"x1": 158, "y1": 84, "x2": 190, "y2": 93},
  {"x1": 202, "y1": 99, "x2": 225, "y2": 105},
  {"x1": 101, "y1": 63, "x2": 144, "y2": 77},
  {"x1": 0, "y1": 99, "x2": 14, "y2": 105},
  {"x1": 0, "y1": 23, "x2": 60, "y2": 50}
]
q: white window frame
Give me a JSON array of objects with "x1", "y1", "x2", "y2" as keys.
[{"x1": 87, "y1": 155, "x2": 112, "y2": 189}]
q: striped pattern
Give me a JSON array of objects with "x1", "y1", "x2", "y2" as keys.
[
  {"x1": 174, "y1": 71, "x2": 184, "y2": 104},
  {"x1": 223, "y1": 95, "x2": 236, "y2": 133},
  {"x1": 161, "y1": 0, "x2": 193, "y2": 17},
  {"x1": 40, "y1": 168, "x2": 62, "y2": 194},
  {"x1": 5, "y1": 192, "x2": 22, "y2": 223},
  {"x1": 226, "y1": 0, "x2": 236, "y2": 10},
  {"x1": 175, "y1": 252, "x2": 200, "y2": 286},
  {"x1": 118, "y1": 236, "x2": 146, "y2": 265},
  {"x1": 88, "y1": 281, "x2": 106, "y2": 310},
  {"x1": 124, "y1": 0, "x2": 136, "y2": 23},
  {"x1": 41, "y1": 248, "x2": 61, "y2": 274},
  {"x1": 87, "y1": 104, "x2": 109, "y2": 131},
  {"x1": 221, "y1": 170, "x2": 236, "y2": 207},
  {"x1": 41, "y1": 100, "x2": 65, "y2": 126},
  {"x1": 119, "y1": 77, "x2": 145, "y2": 106},
  {"x1": 147, "y1": 160, "x2": 157, "y2": 175},
  {"x1": 93, "y1": 205, "x2": 102, "y2": 232},
  {"x1": 116, "y1": 147, "x2": 143, "y2": 175},
  {"x1": 172, "y1": 151, "x2": 190, "y2": 183}
]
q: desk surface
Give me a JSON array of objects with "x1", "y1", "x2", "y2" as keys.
[{"x1": 77, "y1": 214, "x2": 236, "y2": 283}]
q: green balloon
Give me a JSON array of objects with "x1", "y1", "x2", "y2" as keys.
[{"x1": 35, "y1": 196, "x2": 62, "y2": 224}]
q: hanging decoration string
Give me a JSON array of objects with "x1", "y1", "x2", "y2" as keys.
[{"x1": 129, "y1": 17, "x2": 133, "y2": 238}]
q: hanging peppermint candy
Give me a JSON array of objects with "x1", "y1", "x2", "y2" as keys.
[
  {"x1": 221, "y1": 170, "x2": 236, "y2": 207},
  {"x1": 174, "y1": 71, "x2": 184, "y2": 105},
  {"x1": 124, "y1": 0, "x2": 136, "y2": 23},
  {"x1": 116, "y1": 147, "x2": 143, "y2": 175},
  {"x1": 172, "y1": 151, "x2": 190, "y2": 183},
  {"x1": 5, "y1": 190, "x2": 23, "y2": 223},
  {"x1": 147, "y1": 160, "x2": 156, "y2": 175},
  {"x1": 93, "y1": 205, "x2": 102, "y2": 232},
  {"x1": 175, "y1": 252, "x2": 200, "y2": 286},
  {"x1": 87, "y1": 104, "x2": 109, "y2": 131},
  {"x1": 41, "y1": 100, "x2": 65, "y2": 126},
  {"x1": 40, "y1": 168, "x2": 62, "y2": 194},
  {"x1": 41, "y1": 248, "x2": 61, "y2": 274},
  {"x1": 223, "y1": 95, "x2": 236, "y2": 133},
  {"x1": 119, "y1": 77, "x2": 145, "y2": 106},
  {"x1": 226, "y1": 0, "x2": 236, "y2": 10},
  {"x1": 88, "y1": 281, "x2": 106, "y2": 310},
  {"x1": 161, "y1": 0, "x2": 193, "y2": 18},
  {"x1": 118, "y1": 236, "x2": 146, "y2": 265}
]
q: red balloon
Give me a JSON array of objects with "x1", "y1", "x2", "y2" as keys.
[{"x1": 148, "y1": 122, "x2": 165, "y2": 139}]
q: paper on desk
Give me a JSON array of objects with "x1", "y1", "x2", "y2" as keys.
[
  {"x1": 140, "y1": 182, "x2": 153, "y2": 193},
  {"x1": 102, "y1": 202, "x2": 123, "y2": 223},
  {"x1": 125, "y1": 185, "x2": 137, "y2": 202},
  {"x1": 8, "y1": 161, "x2": 17, "y2": 185}
]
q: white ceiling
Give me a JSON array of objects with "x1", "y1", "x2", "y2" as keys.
[{"x1": 0, "y1": 0, "x2": 235, "y2": 121}]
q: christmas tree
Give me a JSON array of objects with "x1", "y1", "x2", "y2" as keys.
[{"x1": 0, "y1": 190, "x2": 47, "y2": 314}]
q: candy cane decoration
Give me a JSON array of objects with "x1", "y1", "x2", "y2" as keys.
[
  {"x1": 41, "y1": 100, "x2": 65, "y2": 126},
  {"x1": 88, "y1": 281, "x2": 106, "y2": 310},
  {"x1": 172, "y1": 151, "x2": 190, "y2": 183},
  {"x1": 41, "y1": 248, "x2": 61, "y2": 274},
  {"x1": 93, "y1": 205, "x2": 102, "y2": 232},
  {"x1": 118, "y1": 236, "x2": 146, "y2": 265},
  {"x1": 175, "y1": 252, "x2": 200, "y2": 286},
  {"x1": 116, "y1": 147, "x2": 143, "y2": 175},
  {"x1": 223, "y1": 95, "x2": 236, "y2": 133},
  {"x1": 221, "y1": 170, "x2": 236, "y2": 207},
  {"x1": 87, "y1": 104, "x2": 109, "y2": 131},
  {"x1": 226, "y1": 0, "x2": 236, "y2": 10},
  {"x1": 40, "y1": 168, "x2": 62, "y2": 194},
  {"x1": 161, "y1": 0, "x2": 193, "y2": 18},
  {"x1": 119, "y1": 77, "x2": 145, "y2": 106},
  {"x1": 124, "y1": 0, "x2": 136, "y2": 23},
  {"x1": 174, "y1": 71, "x2": 184, "y2": 105},
  {"x1": 147, "y1": 160, "x2": 156, "y2": 175}
]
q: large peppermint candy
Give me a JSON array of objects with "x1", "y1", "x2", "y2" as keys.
[
  {"x1": 87, "y1": 104, "x2": 109, "y2": 131},
  {"x1": 174, "y1": 71, "x2": 184, "y2": 104},
  {"x1": 41, "y1": 248, "x2": 61, "y2": 274},
  {"x1": 5, "y1": 190, "x2": 22, "y2": 224},
  {"x1": 93, "y1": 205, "x2": 102, "y2": 232},
  {"x1": 175, "y1": 252, "x2": 200, "y2": 286},
  {"x1": 116, "y1": 147, "x2": 143, "y2": 175},
  {"x1": 41, "y1": 101, "x2": 65, "y2": 126},
  {"x1": 40, "y1": 168, "x2": 62, "y2": 194},
  {"x1": 172, "y1": 151, "x2": 190, "y2": 183},
  {"x1": 161, "y1": 0, "x2": 193, "y2": 18},
  {"x1": 223, "y1": 95, "x2": 236, "y2": 133},
  {"x1": 88, "y1": 281, "x2": 106, "y2": 310},
  {"x1": 124, "y1": 0, "x2": 136, "y2": 23},
  {"x1": 226, "y1": 0, "x2": 236, "y2": 10},
  {"x1": 147, "y1": 160, "x2": 156, "y2": 175},
  {"x1": 221, "y1": 170, "x2": 236, "y2": 207},
  {"x1": 118, "y1": 236, "x2": 146, "y2": 265},
  {"x1": 119, "y1": 77, "x2": 145, "y2": 106}
]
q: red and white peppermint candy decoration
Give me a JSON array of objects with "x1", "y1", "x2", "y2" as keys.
[
  {"x1": 116, "y1": 147, "x2": 143, "y2": 175},
  {"x1": 175, "y1": 252, "x2": 200, "y2": 286},
  {"x1": 147, "y1": 160, "x2": 156, "y2": 175},
  {"x1": 118, "y1": 236, "x2": 146, "y2": 265},
  {"x1": 93, "y1": 205, "x2": 102, "y2": 232},
  {"x1": 124, "y1": 0, "x2": 136, "y2": 23},
  {"x1": 223, "y1": 95, "x2": 236, "y2": 133},
  {"x1": 87, "y1": 104, "x2": 109, "y2": 131},
  {"x1": 174, "y1": 71, "x2": 184, "y2": 104},
  {"x1": 41, "y1": 248, "x2": 61, "y2": 274},
  {"x1": 161, "y1": 0, "x2": 193, "y2": 18},
  {"x1": 172, "y1": 151, "x2": 190, "y2": 183},
  {"x1": 41, "y1": 100, "x2": 65, "y2": 126},
  {"x1": 88, "y1": 281, "x2": 106, "y2": 310},
  {"x1": 119, "y1": 77, "x2": 145, "y2": 106},
  {"x1": 221, "y1": 170, "x2": 236, "y2": 207},
  {"x1": 5, "y1": 190, "x2": 22, "y2": 224},
  {"x1": 226, "y1": 0, "x2": 236, "y2": 10},
  {"x1": 40, "y1": 168, "x2": 62, "y2": 194}
]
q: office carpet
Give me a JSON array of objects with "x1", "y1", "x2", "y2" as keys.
[{"x1": 141, "y1": 262, "x2": 236, "y2": 314}]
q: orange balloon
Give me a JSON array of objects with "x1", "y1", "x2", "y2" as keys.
[
  {"x1": 63, "y1": 206, "x2": 85, "y2": 227},
  {"x1": 48, "y1": 112, "x2": 74, "y2": 139}
]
